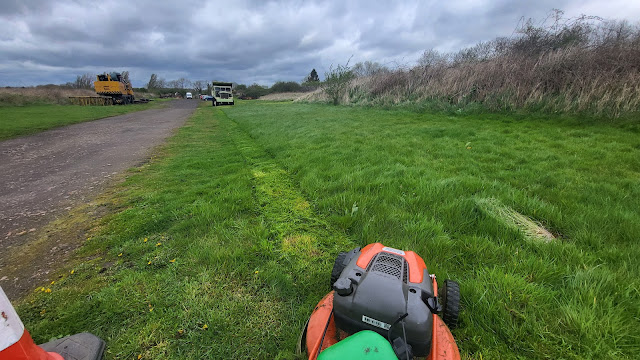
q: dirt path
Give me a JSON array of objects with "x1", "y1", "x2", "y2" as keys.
[{"x1": 0, "y1": 99, "x2": 198, "y2": 300}]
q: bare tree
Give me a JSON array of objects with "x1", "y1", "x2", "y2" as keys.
[
  {"x1": 418, "y1": 49, "x2": 449, "y2": 67},
  {"x1": 352, "y1": 61, "x2": 390, "y2": 77},
  {"x1": 74, "y1": 73, "x2": 93, "y2": 89},
  {"x1": 166, "y1": 79, "x2": 179, "y2": 88},
  {"x1": 174, "y1": 77, "x2": 187, "y2": 89},
  {"x1": 147, "y1": 73, "x2": 165, "y2": 89},
  {"x1": 121, "y1": 71, "x2": 131, "y2": 84},
  {"x1": 192, "y1": 80, "x2": 205, "y2": 94}
]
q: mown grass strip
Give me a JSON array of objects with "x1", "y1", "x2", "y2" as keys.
[{"x1": 216, "y1": 106, "x2": 353, "y2": 257}]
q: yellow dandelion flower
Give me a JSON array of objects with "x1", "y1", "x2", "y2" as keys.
[
  {"x1": 45, "y1": 288, "x2": 51, "y2": 293},
  {"x1": 169, "y1": 259, "x2": 176, "y2": 263},
  {"x1": 70, "y1": 270, "x2": 75, "y2": 275},
  {"x1": 118, "y1": 253, "x2": 123, "y2": 257},
  {"x1": 254, "y1": 270, "x2": 259, "y2": 274},
  {"x1": 40, "y1": 309, "x2": 46, "y2": 315},
  {"x1": 147, "y1": 261, "x2": 152, "y2": 265},
  {"x1": 156, "y1": 242, "x2": 162, "y2": 247},
  {"x1": 178, "y1": 329, "x2": 184, "y2": 335},
  {"x1": 138, "y1": 355, "x2": 142, "y2": 360},
  {"x1": 144, "y1": 238, "x2": 148, "y2": 242},
  {"x1": 50, "y1": 281, "x2": 55, "y2": 285},
  {"x1": 202, "y1": 324, "x2": 208, "y2": 330}
]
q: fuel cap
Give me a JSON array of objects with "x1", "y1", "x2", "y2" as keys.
[{"x1": 333, "y1": 278, "x2": 353, "y2": 296}]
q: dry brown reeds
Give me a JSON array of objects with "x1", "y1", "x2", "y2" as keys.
[
  {"x1": 337, "y1": 13, "x2": 640, "y2": 117},
  {"x1": 0, "y1": 86, "x2": 95, "y2": 106}
]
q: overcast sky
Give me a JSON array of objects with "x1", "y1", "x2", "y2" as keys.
[{"x1": 1, "y1": 0, "x2": 639, "y2": 88}]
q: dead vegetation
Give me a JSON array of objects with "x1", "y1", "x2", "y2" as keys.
[
  {"x1": 0, "y1": 86, "x2": 157, "y2": 106},
  {"x1": 476, "y1": 198, "x2": 555, "y2": 242},
  {"x1": 0, "y1": 86, "x2": 95, "y2": 106},
  {"x1": 321, "y1": 11, "x2": 640, "y2": 117},
  {"x1": 258, "y1": 92, "x2": 309, "y2": 101}
]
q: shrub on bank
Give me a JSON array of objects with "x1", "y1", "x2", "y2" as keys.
[{"x1": 324, "y1": 11, "x2": 640, "y2": 117}]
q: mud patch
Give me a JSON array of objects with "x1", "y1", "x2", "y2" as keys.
[{"x1": 0, "y1": 198, "x2": 112, "y2": 300}]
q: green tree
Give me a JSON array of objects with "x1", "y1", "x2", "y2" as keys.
[
  {"x1": 270, "y1": 81, "x2": 302, "y2": 93},
  {"x1": 307, "y1": 68, "x2": 320, "y2": 82},
  {"x1": 244, "y1": 84, "x2": 270, "y2": 98}
]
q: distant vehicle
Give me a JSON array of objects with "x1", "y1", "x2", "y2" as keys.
[
  {"x1": 93, "y1": 72, "x2": 134, "y2": 105},
  {"x1": 202, "y1": 95, "x2": 213, "y2": 101},
  {"x1": 186, "y1": 92, "x2": 193, "y2": 99},
  {"x1": 211, "y1": 81, "x2": 234, "y2": 106}
]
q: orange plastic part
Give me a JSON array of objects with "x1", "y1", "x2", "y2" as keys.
[
  {"x1": 0, "y1": 330, "x2": 63, "y2": 360},
  {"x1": 306, "y1": 290, "x2": 461, "y2": 360},
  {"x1": 306, "y1": 292, "x2": 349, "y2": 359},
  {"x1": 427, "y1": 315, "x2": 461, "y2": 360},
  {"x1": 355, "y1": 243, "x2": 428, "y2": 283}
]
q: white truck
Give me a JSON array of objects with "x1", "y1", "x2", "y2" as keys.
[{"x1": 211, "y1": 82, "x2": 234, "y2": 106}]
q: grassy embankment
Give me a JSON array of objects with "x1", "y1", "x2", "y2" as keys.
[
  {"x1": 0, "y1": 101, "x2": 169, "y2": 141},
  {"x1": 16, "y1": 101, "x2": 640, "y2": 359}
]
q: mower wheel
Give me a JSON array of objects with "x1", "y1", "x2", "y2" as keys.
[
  {"x1": 440, "y1": 279, "x2": 460, "y2": 329},
  {"x1": 330, "y1": 247, "x2": 361, "y2": 288},
  {"x1": 330, "y1": 252, "x2": 348, "y2": 288}
]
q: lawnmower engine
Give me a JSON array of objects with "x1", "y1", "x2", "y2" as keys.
[{"x1": 331, "y1": 243, "x2": 446, "y2": 358}]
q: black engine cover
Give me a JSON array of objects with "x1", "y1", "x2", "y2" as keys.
[{"x1": 333, "y1": 250, "x2": 435, "y2": 357}]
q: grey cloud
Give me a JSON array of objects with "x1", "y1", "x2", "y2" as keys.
[{"x1": 1, "y1": 0, "x2": 639, "y2": 87}]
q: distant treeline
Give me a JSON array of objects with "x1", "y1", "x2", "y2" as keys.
[{"x1": 143, "y1": 76, "x2": 322, "y2": 99}]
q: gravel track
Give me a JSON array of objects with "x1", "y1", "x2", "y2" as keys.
[{"x1": 0, "y1": 99, "x2": 198, "y2": 299}]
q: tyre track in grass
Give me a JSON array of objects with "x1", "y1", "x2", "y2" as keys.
[{"x1": 216, "y1": 106, "x2": 354, "y2": 290}]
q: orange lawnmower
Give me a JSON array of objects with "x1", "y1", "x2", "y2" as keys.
[{"x1": 299, "y1": 243, "x2": 461, "y2": 360}]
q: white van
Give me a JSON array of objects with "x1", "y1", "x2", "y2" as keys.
[{"x1": 186, "y1": 92, "x2": 193, "y2": 99}]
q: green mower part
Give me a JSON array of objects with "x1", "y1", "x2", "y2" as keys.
[{"x1": 317, "y1": 330, "x2": 398, "y2": 360}]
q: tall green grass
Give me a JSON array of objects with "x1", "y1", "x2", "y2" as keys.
[{"x1": 17, "y1": 101, "x2": 640, "y2": 359}]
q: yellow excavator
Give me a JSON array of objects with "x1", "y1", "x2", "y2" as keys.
[{"x1": 94, "y1": 72, "x2": 134, "y2": 104}]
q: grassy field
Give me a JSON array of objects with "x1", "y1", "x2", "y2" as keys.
[
  {"x1": 16, "y1": 101, "x2": 640, "y2": 359},
  {"x1": 0, "y1": 101, "x2": 167, "y2": 140}
]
